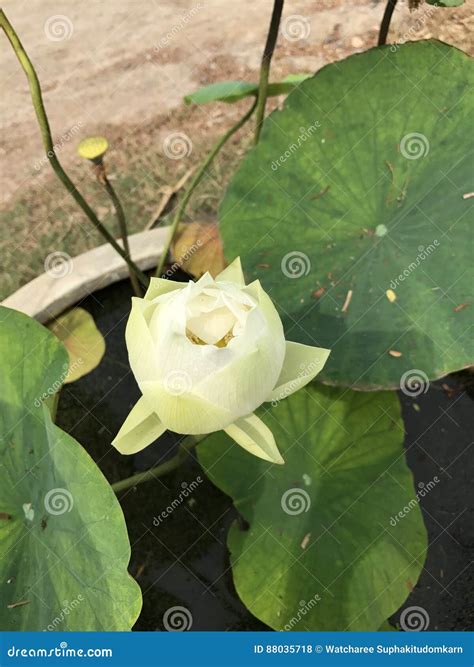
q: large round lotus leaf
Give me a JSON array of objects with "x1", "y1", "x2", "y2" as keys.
[
  {"x1": 0, "y1": 307, "x2": 142, "y2": 630},
  {"x1": 219, "y1": 41, "x2": 473, "y2": 389},
  {"x1": 198, "y1": 385, "x2": 427, "y2": 631},
  {"x1": 0, "y1": 307, "x2": 69, "y2": 410}
]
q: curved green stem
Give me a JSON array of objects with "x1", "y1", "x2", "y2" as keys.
[
  {"x1": 111, "y1": 436, "x2": 200, "y2": 494},
  {"x1": 111, "y1": 450, "x2": 186, "y2": 494},
  {"x1": 155, "y1": 99, "x2": 257, "y2": 277},
  {"x1": 102, "y1": 173, "x2": 142, "y2": 296},
  {"x1": 254, "y1": 0, "x2": 284, "y2": 144},
  {"x1": 378, "y1": 0, "x2": 399, "y2": 46},
  {"x1": 0, "y1": 10, "x2": 149, "y2": 289}
]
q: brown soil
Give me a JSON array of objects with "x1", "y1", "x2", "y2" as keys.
[{"x1": 1, "y1": 0, "x2": 472, "y2": 203}]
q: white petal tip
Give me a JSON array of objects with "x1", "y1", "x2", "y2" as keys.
[
  {"x1": 216, "y1": 257, "x2": 245, "y2": 285},
  {"x1": 224, "y1": 413, "x2": 284, "y2": 465}
]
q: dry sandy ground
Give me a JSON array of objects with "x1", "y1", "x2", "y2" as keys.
[{"x1": 1, "y1": 0, "x2": 471, "y2": 205}]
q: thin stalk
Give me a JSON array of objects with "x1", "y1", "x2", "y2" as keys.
[
  {"x1": 111, "y1": 436, "x2": 199, "y2": 494},
  {"x1": 378, "y1": 0, "x2": 398, "y2": 46},
  {"x1": 254, "y1": 0, "x2": 284, "y2": 144},
  {"x1": 111, "y1": 451, "x2": 186, "y2": 493},
  {"x1": 101, "y1": 171, "x2": 142, "y2": 296},
  {"x1": 0, "y1": 10, "x2": 148, "y2": 289},
  {"x1": 155, "y1": 99, "x2": 257, "y2": 277}
]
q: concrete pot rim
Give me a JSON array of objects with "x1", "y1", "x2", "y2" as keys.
[{"x1": 1, "y1": 227, "x2": 169, "y2": 324}]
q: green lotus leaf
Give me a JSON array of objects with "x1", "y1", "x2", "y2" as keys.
[
  {"x1": 219, "y1": 41, "x2": 473, "y2": 389},
  {"x1": 198, "y1": 385, "x2": 427, "y2": 631},
  {"x1": 0, "y1": 307, "x2": 141, "y2": 630}
]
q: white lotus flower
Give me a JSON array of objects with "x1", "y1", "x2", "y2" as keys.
[{"x1": 112, "y1": 258, "x2": 330, "y2": 464}]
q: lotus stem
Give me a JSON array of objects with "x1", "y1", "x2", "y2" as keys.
[
  {"x1": 99, "y1": 168, "x2": 142, "y2": 296},
  {"x1": 111, "y1": 436, "x2": 199, "y2": 494},
  {"x1": 0, "y1": 10, "x2": 149, "y2": 289},
  {"x1": 155, "y1": 98, "x2": 257, "y2": 277},
  {"x1": 111, "y1": 451, "x2": 186, "y2": 493},
  {"x1": 254, "y1": 0, "x2": 284, "y2": 144},
  {"x1": 378, "y1": 0, "x2": 399, "y2": 46}
]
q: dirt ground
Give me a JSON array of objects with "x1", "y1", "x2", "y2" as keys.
[{"x1": 0, "y1": 0, "x2": 472, "y2": 295}]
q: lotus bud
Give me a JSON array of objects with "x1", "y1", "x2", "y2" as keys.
[{"x1": 112, "y1": 258, "x2": 330, "y2": 464}]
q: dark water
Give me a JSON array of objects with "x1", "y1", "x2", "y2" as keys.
[{"x1": 56, "y1": 276, "x2": 473, "y2": 631}]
